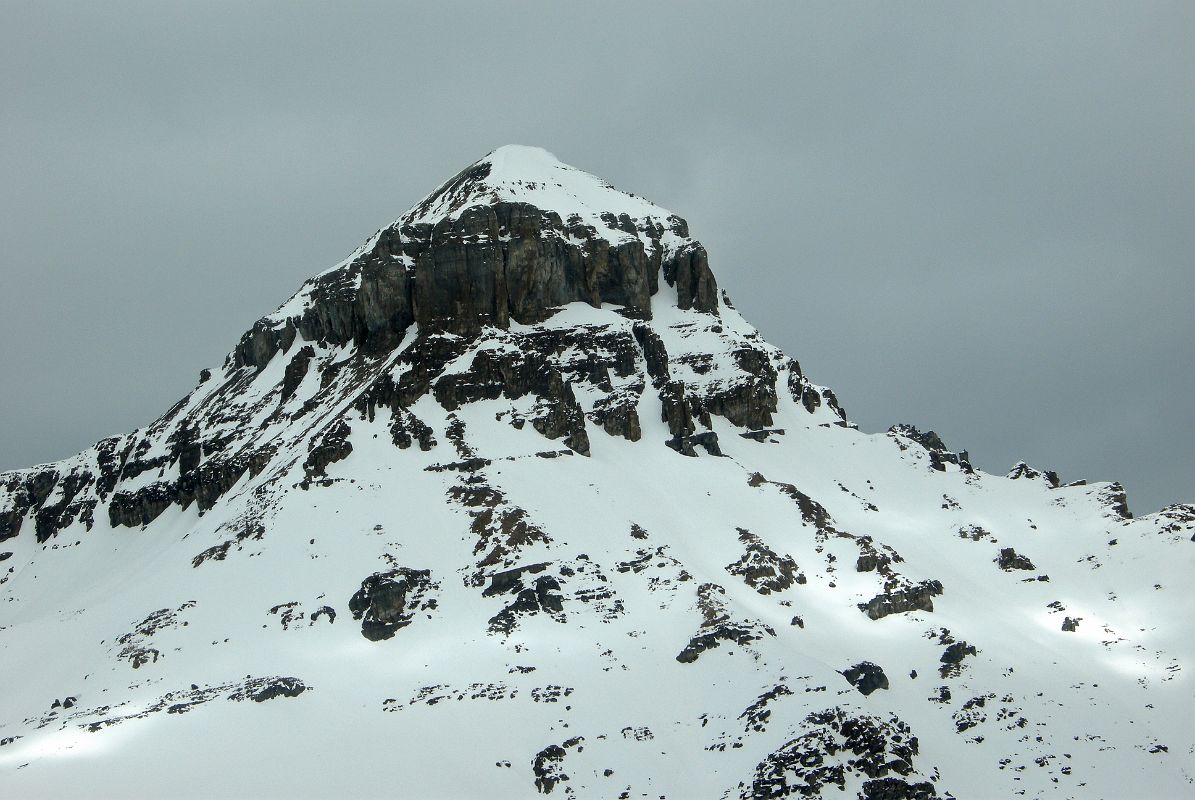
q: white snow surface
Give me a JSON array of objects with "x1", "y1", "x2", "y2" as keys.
[
  {"x1": 404, "y1": 145, "x2": 678, "y2": 235},
  {"x1": 1, "y1": 150, "x2": 1193, "y2": 800}
]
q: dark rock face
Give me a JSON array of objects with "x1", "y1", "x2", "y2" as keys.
[
  {"x1": 108, "y1": 482, "x2": 177, "y2": 529},
  {"x1": 433, "y1": 329, "x2": 640, "y2": 457},
  {"x1": 235, "y1": 244, "x2": 413, "y2": 370},
  {"x1": 309, "y1": 606, "x2": 336, "y2": 624},
  {"x1": 532, "y1": 744, "x2": 568, "y2": 794},
  {"x1": 387, "y1": 409, "x2": 436, "y2": 451},
  {"x1": 668, "y1": 346, "x2": 780, "y2": 433},
  {"x1": 233, "y1": 200, "x2": 712, "y2": 372},
  {"x1": 859, "y1": 580, "x2": 944, "y2": 620},
  {"x1": 664, "y1": 243, "x2": 718, "y2": 314},
  {"x1": 857, "y1": 553, "x2": 883, "y2": 572},
  {"x1": 32, "y1": 466, "x2": 98, "y2": 541},
  {"x1": 996, "y1": 547, "x2": 1036, "y2": 571},
  {"x1": 279, "y1": 345, "x2": 316, "y2": 402},
  {"x1": 1098, "y1": 482, "x2": 1132, "y2": 519},
  {"x1": 348, "y1": 568, "x2": 438, "y2": 641},
  {"x1": 590, "y1": 393, "x2": 642, "y2": 442},
  {"x1": 0, "y1": 510, "x2": 21, "y2": 542},
  {"x1": 632, "y1": 322, "x2": 670, "y2": 384},
  {"x1": 484, "y1": 562, "x2": 552, "y2": 597},
  {"x1": 654, "y1": 342, "x2": 784, "y2": 453},
  {"x1": 108, "y1": 441, "x2": 276, "y2": 530},
  {"x1": 176, "y1": 447, "x2": 274, "y2": 513},
  {"x1": 304, "y1": 419, "x2": 353, "y2": 480},
  {"x1": 659, "y1": 380, "x2": 695, "y2": 438},
  {"x1": 842, "y1": 662, "x2": 890, "y2": 696},
  {"x1": 0, "y1": 467, "x2": 87, "y2": 543}
]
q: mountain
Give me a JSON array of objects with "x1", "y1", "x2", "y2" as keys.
[{"x1": 1, "y1": 145, "x2": 1192, "y2": 799}]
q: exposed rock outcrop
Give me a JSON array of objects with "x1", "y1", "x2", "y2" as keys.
[
  {"x1": 233, "y1": 196, "x2": 709, "y2": 373},
  {"x1": 996, "y1": 547, "x2": 1035, "y2": 571},
  {"x1": 484, "y1": 562, "x2": 567, "y2": 636},
  {"x1": 348, "y1": 568, "x2": 438, "y2": 641},
  {"x1": 889, "y1": 424, "x2": 973, "y2": 473},
  {"x1": 1007, "y1": 461, "x2": 1061, "y2": 488},
  {"x1": 859, "y1": 580, "x2": 944, "y2": 620},
  {"x1": 939, "y1": 641, "x2": 978, "y2": 678},
  {"x1": 676, "y1": 583, "x2": 775, "y2": 663},
  {"x1": 725, "y1": 528, "x2": 804, "y2": 594},
  {"x1": 744, "y1": 708, "x2": 937, "y2": 799}
]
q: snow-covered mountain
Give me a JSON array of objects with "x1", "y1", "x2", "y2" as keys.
[{"x1": 1, "y1": 145, "x2": 1192, "y2": 799}]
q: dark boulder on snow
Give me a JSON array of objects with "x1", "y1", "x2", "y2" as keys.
[
  {"x1": 996, "y1": 547, "x2": 1036, "y2": 571},
  {"x1": 531, "y1": 736, "x2": 584, "y2": 794},
  {"x1": 939, "y1": 641, "x2": 978, "y2": 677},
  {"x1": 842, "y1": 661, "x2": 890, "y2": 695},
  {"x1": 348, "y1": 568, "x2": 439, "y2": 641}
]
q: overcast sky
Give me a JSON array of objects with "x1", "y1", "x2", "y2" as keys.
[{"x1": 1, "y1": 2, "x2": 1191, "y2": 514}]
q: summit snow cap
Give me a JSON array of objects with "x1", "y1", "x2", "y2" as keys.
[{"x1": 403, "y1": 145, "x2": 680, "y2": 238}]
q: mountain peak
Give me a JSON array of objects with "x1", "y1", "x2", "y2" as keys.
[
  {"x1": 1, "y1": 145, "x2": 1192, "y2": 799},
  {"x1": 478, "y1": 143, "x2": 571, "y2": 179},
  {"x1": 403, "y1": 145, "x2": 675, "y2": 234},
  {"x1": 235, "y1": 147, "x2": 717, "y2": 368}
]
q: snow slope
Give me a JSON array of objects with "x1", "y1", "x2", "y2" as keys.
[{"x1": 1, "y1": 147, "x2": 1192, "y2": 799}]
